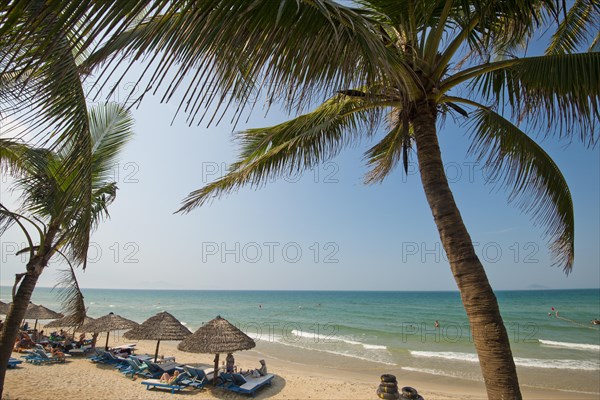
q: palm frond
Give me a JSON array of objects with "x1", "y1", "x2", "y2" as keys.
[
  {"x1": 546, "y1": 0, "x2": 600, "y2": 54},
  {"x1": 52, "y1": 254, "x2": 86, "y2": 327},
  {"x1": 468, "y1": 108, "x2": 574, "y2": 273},
  {"x1": 0, "y1": 139, "x2": 50, "y2": 177},
  {"x1": 0, "y1": 205, "x2": 40, "y2": 258},
  {"x1": 79, "y1": 0, "x2": 401, "y2": 125},
  {"x1": 0, "y1": 3, "x2": 94, "y2": 266},
  {"x1": 364, "y1": 109, "x2": 411, "y2": 183},
  {"x1": 469, "y1": 52, "x2": 600, "y2": 146},
  {"x1": 178, "y1": 94, "x2": 387, "y2": 212},
  {"x1": 88, "y1": 103, "x2": 134, "y2": 185}
]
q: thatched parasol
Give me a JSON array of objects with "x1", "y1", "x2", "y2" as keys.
[
  {"x1": 124, "y1": 311, "x2": 191, "y2": 362},
  {"x1": 19, "y1": 302, "x2": 63, "y2": 330},
  {"x1": 81, "y1": 312, "x2": 139, "y2": 350},
  {"x1": 45, "y1": 315, "x2": 96, "y2": 329},
  {"x1": 178, "y1": 316, "x2": 255, "y2": 383}
]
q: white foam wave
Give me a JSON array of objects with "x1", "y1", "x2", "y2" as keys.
[
  {"x1": 411, "y1": 351, "x2": 478, "y2": 362},
  {"x1": 109, "y1": 304, "x2": 115, "y2": 308},
  {"x1": 363, "y1": 344, "x2": 387, "y2": 350},
  {"x1": 289, "y1": 330, "x2": 387, "y2": 350},
  {"x1": 539, "y1": 339, "x2": 600, "y2": 351},
  {"x1": 410, "y1": 351, "x2": 599, "y2": 371},
  {"x1": 273, "y1": 335, "x2": 396, "y2": 365},
  {"x1": 290, "y1": 329, "x2": 325, "y2": 340},
  {"x1": 402, "y1": 367, "x2": 483, "y2": 381},
  {"x1": 514, "y1": 357, "x2": 599, "y2": 371}
]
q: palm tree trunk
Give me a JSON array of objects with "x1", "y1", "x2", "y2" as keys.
[
  {"x1": 411, "y1": 101, "x2": 522, "y2": 400},
  {"x1": 0, "y1": 265, "x2": 41, "y2": 398}
]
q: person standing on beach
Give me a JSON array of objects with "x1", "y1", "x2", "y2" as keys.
[{"x1": 226, "y1": 353, "x2": 235, "y2": 373}]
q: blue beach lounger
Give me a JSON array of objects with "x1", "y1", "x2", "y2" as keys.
[
  {"x1": 7, "y1": 358, "x2": 22, "y2": 368},
  {"x1": 24, "y1": 348, "x2": 65, "y2": 365},
  {"x1": 141, "y1": 372, "x2": 190, "y2": 394},
  {"x1": 180, "y1": 366, "x2": 210, "y2": 389},
  {"x1": 218, "y1": 373, "x2": 275, "y2": 397},
  {"x1": 120, "y1": 358, "x2": 144, "y2": 378}
]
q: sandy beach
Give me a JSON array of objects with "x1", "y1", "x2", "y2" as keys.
[{"x1": 4, "y1": 332, "x2": 598, "y2": 400}]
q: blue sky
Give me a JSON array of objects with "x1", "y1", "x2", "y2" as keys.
[{"x1": 0, "y1": 8, "x2": 598, "y2": 292}]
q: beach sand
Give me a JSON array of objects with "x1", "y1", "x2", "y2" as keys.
[{"x1": 4, "y1": 333, "x2": 598, "y2": 400}]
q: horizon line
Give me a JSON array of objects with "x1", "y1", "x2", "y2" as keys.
[{"x1": 4, "y1": 286, "x2": 599, "y2": 292}]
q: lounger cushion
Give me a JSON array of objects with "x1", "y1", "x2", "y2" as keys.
[{"x1": 232, "y1": 374, "x2": 247, "y2": 385}]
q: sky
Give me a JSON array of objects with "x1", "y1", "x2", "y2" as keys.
[{"x1": 0, "y1": 9, "x2": 598, "y2": 292}]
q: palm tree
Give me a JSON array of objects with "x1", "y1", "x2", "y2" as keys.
[
  {"x1": 0, "y1": 103, "x2": 134, "y2": 396},
  {"x1": 165, "y1": 3, "x2": 598, "y2": 399}
]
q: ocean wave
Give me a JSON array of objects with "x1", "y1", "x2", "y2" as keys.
[
  {"x1": 290, "y1": 330, "x2": 387, "y2": 350},
  {"x1": 411, "y1": 351, "x2": 478, "y2": 362},
  {"x1": 272, "y1": 335, "x2": 397, "y2": 365},
  {"x1": 363, "y1": 344, "x2": 387, "y2": 350},
  {"x1": 402, "y1": 366, "x2": 483, "y2": 382},
  {"x1": 410, "y1": 351, "x2": 599, "y2": 371},
  {"x1": 538, "y1": 339, "x2": 600, "y2": 351}
]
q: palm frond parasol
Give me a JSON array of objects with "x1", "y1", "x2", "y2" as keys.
[
  {"x1": 178, "y1": 316, "x2": 255, "y2": 383},
  {"x1": 81, "y1": 312, "x2": 138, "y2": 350},
  {"x1": 124, "y1": 311, "x2": 191, "y2": 362}
]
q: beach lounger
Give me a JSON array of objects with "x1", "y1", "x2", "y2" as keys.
[
  {"x1": 121, "y1": 357, "x2": 152, "y2": 378},
  {"x1": 68, "y1": 345, "x2": 94, "y2": 356},
  {"x1": 180, "y1": 366, "x2": 210, "y2": 389},
  {"x1": 7, "y1": 358, "x2": 22, "y2": 368},
  {"x1": 136, "y1": 360, "x2": 177, "y2": 379},
  {"x1": 140, "y1": 372, "x2": 190, "y2": 394},
  {"x1": 24, "y1": 348, "x2": 66, "y2": 365},
  {"x1": 218, "y1": 372, "x2": 274, "y2": 397},
  {"x1": 89, "y1": 349, "x2": 127, "y2": 366}
]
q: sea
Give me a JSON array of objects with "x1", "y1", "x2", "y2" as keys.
[{"x1": 2, "y1": 288, "x2": 599, "y2": 393}]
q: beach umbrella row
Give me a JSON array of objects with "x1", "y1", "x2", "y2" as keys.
[
  {"x1": 5, "y1": 303, "x2": 257, "y2": 382},
  {"x1": 125, "y1": 311, "x2": 191, "y2": 362}
]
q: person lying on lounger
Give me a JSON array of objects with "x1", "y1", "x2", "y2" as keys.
[
  {"x1": 160, "y1": 370, "x2": 180, "y2": 384},
  {"x1": 51, "y1": 347, "x2": 65, "y2": 361}
]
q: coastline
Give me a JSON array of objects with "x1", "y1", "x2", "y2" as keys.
[{"x1": 5, "y1": 332, "x2": 598, "y2": 400}]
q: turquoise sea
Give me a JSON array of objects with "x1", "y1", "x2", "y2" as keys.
[{"x1": 2, "y1": 288, "x2": 599, "y2": 393}]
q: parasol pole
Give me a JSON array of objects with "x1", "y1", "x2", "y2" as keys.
[
  {"x1": 154, "y1": 339, "x2": 161, "y2": 362},
  {"x1": 213, "y1": 353, "x2": 220, "y2": 384},
  {"x1": 105, "y1": 331, "x2": 110, "y2": 350}
]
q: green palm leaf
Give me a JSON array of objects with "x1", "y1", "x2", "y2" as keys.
[
  {"x1": 52, "y1": 252, "x2": 86, "y2": 326},
  {"x1": 468, "y1": 108, "x2": 574, "y2": 272},
  {"x1": 78, "y1": 0, "x2": 400, "y2": 125},
  {"x1": 466, "y1": 52, "x2": 600, "y2": 145},
  {"x1": 178, "y1": 94, "x2": 386, "y2": 212},
  {"x1": 546, "y1": 0, "x2": 600, "y2": 54},
  {"x1": 364, "y1": 110, "x2": 411, "y2": 184}
]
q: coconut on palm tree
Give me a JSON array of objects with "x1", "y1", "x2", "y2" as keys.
[{"x1": 0, "y1": 103, "x2": 134, "y2": 393}]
